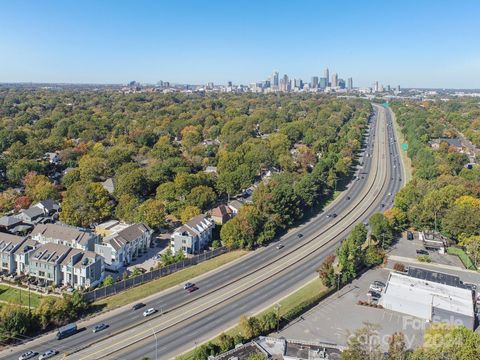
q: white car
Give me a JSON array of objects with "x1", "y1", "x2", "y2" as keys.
[
  {"x1": 369, "y1": 284, "x2": 383, "y2": 293},
  {"x1": 18, "y1": 351, "x2": 37, "y2": 360},
  {"x1": 38, "y1": 350, "x2": 58, "y2": 360},
  {"x1": 143, "y1": 308, "x2": 156, "y2": 317}
]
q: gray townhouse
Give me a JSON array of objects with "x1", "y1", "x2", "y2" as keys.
[
  {"x1": 28, "y1": 243, "x2": 72, "y2": 287},
  {"x1": 0, "y1": 233, "x2": 28, "y2": 275},
  {"x1": 14, "y1": 238, "x2": 40, "y2": 275},
  {"x1": 94, "y1": 221, "x2": 153, "y2": 271},
  {"x1": 171, "y1": 214, "x2": 215, "y2": 255},
  {"x1": 60, "y1": 249, "x2": 104, "y2": 289},
  {"x1": 31, "y1": 223, "x2": 99, "y2": 251}
]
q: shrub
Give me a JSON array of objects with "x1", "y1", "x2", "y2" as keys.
[{"x1": 393, "y1": 262, "x2": 406, "y2": 272}]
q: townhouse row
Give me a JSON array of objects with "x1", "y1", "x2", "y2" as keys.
[{"x1": 0, "y1": 220, "x2": 153, "y2": 289}]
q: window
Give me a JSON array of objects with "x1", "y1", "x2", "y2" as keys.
[{"x1": 39, "y1": 271, "x2": 45, "y2": 277}]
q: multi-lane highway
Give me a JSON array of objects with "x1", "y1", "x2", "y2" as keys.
[{"x1": 1, "y1": 104, "x2": 404, "y2": 360}]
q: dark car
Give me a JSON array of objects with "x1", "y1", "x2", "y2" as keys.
[
  {"x1": 132, "y1": 303, "x2": 146, "y2": 311},
  {"x1": 346, "y1": 196, "x2": 351, "y2": 200},
  {"x1": 331, "y1": 213, "x2": 337, "y2": 218},
  {"x1": 367, "y1": 290, "x2": 381, "y2": 299},
  {"x1": 416, "y1": 249, "x2": 429, "y2": 255},
  {"x1": 187, "y1": 286, "x2": 198, "y2": 293},
  {"x1": 297, "y1": 233, "x2": 303, "y2": 238},
  {"x1": 407, "y1": 231, "x2": 414, "y2": 240}
]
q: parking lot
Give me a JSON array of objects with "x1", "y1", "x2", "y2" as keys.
[
  {"x1": 388, "y1": 232, "x2": 463, "y2": 268},
  {"x1": 277, "y1": 267, "x2": 426, "y2": 350}
]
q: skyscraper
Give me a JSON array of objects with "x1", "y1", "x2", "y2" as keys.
[
  {"x1": 374, "y1": 81, "x2": 379, "y2": 92},
  {"x1": 319, "y1": 77, "x2": 328, "y2": 89},
  {"x1": 311, "y1": 76, "x2": 319, "y2": 89},
  {"x1": 324, "y1": 68, "x2": 329, "y2": 84},
  {"x1": 272, "y1": 71, "x2": 279, "y2": 90},
  {"x1": 338, "y1": 78, "x2": 345, "y2": 89},
  {"x1": 331, "y1": 73, "x2": 338, "y2": 87},
  {"x1": 347, "y1": 77, "x2": 353, "y2": 90}
]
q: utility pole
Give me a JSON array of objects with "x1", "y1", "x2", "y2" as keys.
[{"x1": 149, "y1": 324, "x2": 158, "y2": 360}]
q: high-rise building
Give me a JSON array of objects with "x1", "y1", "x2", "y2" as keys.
[
  {"x1": 397, "y1": 85, "x2": 401, "y2": 91},
  {"x1": 272, "y1": 71, "x2": 279, "y2": 90},
  {"x1": 338, "y1": 78, "x2": 346, "y2": 89},
  {"x1": 227, "y1": 81, "x2": 233, "y2": 87},
  {"x1": 374, "y1": 81, "x2": 379, "y2": 92},
  {"x1": 331, "y1": 73, "x2": 338, "y2": 87},
  {"x1": 319, "y1": 77, "x2": 328, "y2": 89},
  {"x1": 347, "y1": 77, "x2": 353, "y2": 90},
  {"x1": 324, "y1": 68, "x2": 329, "y2": 84},
  {"x1": 311, "y1": 76, "x2": 319, "y2": 88},
  {"x1": 387, "y1": 85, "x2": 391, "y2": 92},
  {"x1": 280, "y1": 74, "x2": 289, "y2": 92}
]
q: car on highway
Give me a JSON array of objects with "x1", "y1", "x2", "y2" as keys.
[
  {"x1": 183, "y1": 282, "x2": 194, "y2": 290},
  {"x1": 297, "y1": 233, "x2": 303, "y2": 238},
  {"x1": 143, "y1": 308, "x2": 156, "y2": 317},
  {"x1": 186, "y1": 286, "x2": 199, "y2": 293},
  {"x1": 276, "y1": 243, "x2": 284, "y2": 249},
  {"x1": 416, "y1": 249, "x2": 429, "y2": 255},
  {"x1": 132, "y1": 303, "x2": 146, "y2": 311},
  {"x1": 346, "y1": 196, "x2": 351, "y2": 200},
  {"x1": 18, "y1": 351, "x2": 37, "y2": 360},
  {"x1": 38, "y1": 350, "x2": 58, "y2": 360},
  {"x1": 92, "y1": 323, "x2": 108, "y2": 333},
  {"x1": 331, "y1": 213, "x2": 337, "y2": 218}
]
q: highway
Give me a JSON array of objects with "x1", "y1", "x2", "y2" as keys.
[{"x1": 1, "y1": 104, "x2": 404, "y2": 360}]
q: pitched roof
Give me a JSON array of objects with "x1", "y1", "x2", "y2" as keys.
[
  {"x1": 101, "y1": 178, "x2": 115, "y2": 194},
  {"x1": 20, "y1": 206, "x2": 44, "y2": 219},
  {"x1": 31, "y1": 223, "x2": 95, "y2": 246},
  {"x1": 211, "y1": 205, "x2": 233, "y2": 218},
  {"x1": 35, "y1": 199, "x2": 60, "y2": 212},
  {"x1": 0, "y1": 233, "x2": 25, "y2": 253},
  {"x1": 228, "y1": 200, "x2": 244, "y2": 211},
  {"x1": 175, "y1": 214, "x2": 213, "y2": 237},
  {"x1": 102, "y1": 223, "x2": 152, "y2": 251},
  {"x1": 31, "y1": 243, "x2": 71, "y2": 264},
  {"x1": 0, "y1": 216, "x2": 23, "y2": 227},
  {"x1": 13, "y1": 239, "x2": 39, "y2": 256}
]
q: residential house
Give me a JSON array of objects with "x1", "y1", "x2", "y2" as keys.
[
  {"x1": 204, "y1": 166, "x2": 218, "y2": 175},
  {"x1": 31, "y1": 223, "x2": 99, "y2": 251},
  {"x1": 33, "y1": 199, "x2": 61, "y2": 217},
  {"x1": 0, "y1": 215, "x2": 23, "y2": 233},
  {"x1": 210, "y1": 205, "x2": 234, "y2": 225},
  {"x1": 94, "y1": 221, "x2": 153, "y2": 270},
  {"x1": 0, "y1": 233, "x2": 27, "y2": 275},
  {"x1": 28, "y1": 243, "x2": 72, "y2": 286},
  {"x1": 429, "y1": 138, "x2": 464, "y2": 153},
  {"x1": 171, "y1": 214, "x2": 215, "y2": 255},
  {"x1": 228, "y1": 199, "x2": 244, "y2": 214},
  {"x1": 14, "y1": 238, "x2": 40, "y2": 275},
  {"x1": 15, "y1": 206, "x2": 45, "y2": 224},
  {"x1": 60, "y1": 249, "x2": 104, "y2": 289}
]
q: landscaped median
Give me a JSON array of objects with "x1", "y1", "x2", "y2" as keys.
[
  {"x1": 93, "y1": 250, "x2": 248, "y2": 310},
  {"x1": 175, "y1": 278, "x2": 332, "y2": 360}
]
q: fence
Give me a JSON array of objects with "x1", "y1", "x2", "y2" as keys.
[{"x1": 83, "y1": 247, "x2": 228, "y2": 302}]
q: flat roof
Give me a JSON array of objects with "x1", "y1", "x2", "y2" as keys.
[
  {"x1": 407, "y1": 267, "x2": 463, "y2": 288},
  {"x1": 382, "y1": 272, "x2": 474, "y2": 319}
]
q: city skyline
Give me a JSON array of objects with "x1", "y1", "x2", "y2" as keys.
[{"x1": 1, "y1": 1, "x2": 480, "y2": 88}]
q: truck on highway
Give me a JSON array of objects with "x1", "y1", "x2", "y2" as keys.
[{"x1": 56, "y1": 323, "x2": 77, "y2": 339}]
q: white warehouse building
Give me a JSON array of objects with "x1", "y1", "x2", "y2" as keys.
[{"x1": 380, "y1": 271, "x2": 475, "y2": 329}]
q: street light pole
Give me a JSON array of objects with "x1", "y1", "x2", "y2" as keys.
[
  {"x1": 149, "y1": 325, "x2": 158, "y2": 360},
  {"x1": 275, "y1": 304, "x2": 281, "y2": 333}
]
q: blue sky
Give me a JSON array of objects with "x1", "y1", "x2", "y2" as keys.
[{"x1": 1, "y1": 0, "x2": 479, "y2": 88}]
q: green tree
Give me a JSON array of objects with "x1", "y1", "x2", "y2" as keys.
[
  {"x1": 102, "y1": 275, "x2": 114, "y2": 287},
  {"x1": 60, "y1": 182, "x2": 113, "y2": 227},
  {"x1": 136, "y1": 199, "x2": 166, "y2": 230},
  {"x1": 180, "y1": 205, "x2": 202, "y2": 223},
  {"x1": 369, "y1": 213, "x2": 394, "y2": 248},
  {"x1": 186, "y1": 185, "x2": 217, "y2": 210}
]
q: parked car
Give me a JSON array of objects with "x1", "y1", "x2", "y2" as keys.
[
  {"x1": 92, "y1": 323, "x2": 108, "y2": 333},
  {"x1": 369, "y1": 284, "x2": 383, "y2": 293},
  {"x1": 132, "y1": 303, "x2": 145, "y2": 311},
  {"x1": 143, "y1": 308, "x2": 156, "y2": 317},
  {"x1": 187, "y1": 286, "x2": 199, "y2": 293},
  {"x1": 367, "y1": 290, "x2": 381, "y2": 299},
  {"x1": 373, "y1": 280, "x2": 386, "y2": 288},
  {"x1": 276, "y1": 244, "x2": 284, "y2": 250},
  {"x1": 416, "y1": 249, "x2": 429, "y2": 255},
  {"x1": 38, "y1": 350, "x2": 58, "y2": 360},
  {"x1": 407, "y1": 231, "x2": 414, "y2": 240},
  {"x1": 18, "y1": 351, "x2": 37, "y2": 360}
]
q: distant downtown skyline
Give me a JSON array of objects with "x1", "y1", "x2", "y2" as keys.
[{"x1": 1, "y1": 1, "x2": 479, "y2": 88}]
